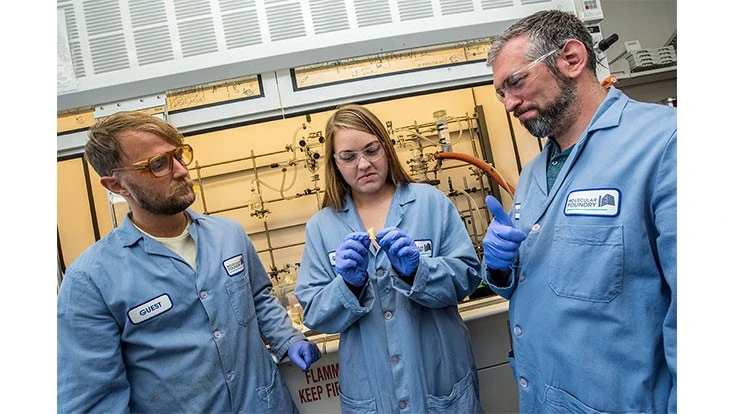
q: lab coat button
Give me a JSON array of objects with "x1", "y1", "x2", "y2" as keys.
[
  {"x1": 391, "y1": 355, "x2": 399, "y2": 365},
  {"x1": 384, "y1": 311, "x2": 393, "y2": 320},
  {"x1": 519, "y1": 274, "x2": 526, "y2": 283},
  {"x1": 199, "y1": 291, "x2": 208, "y2": 299},
  {"x1": 531, "y1": 224, "x2": 541, "y2": 232},
  {"x1": 519, "y1": 377, "x2": 528, "y2": 388},
  {"x1": 377, "y1": 269, "x2": 385, "y2": 277},
  {"x1": 214, "y1": 330, "x2": 222, "y2": 339},
  {"x1": 226, "y1": 371, "x2": 234, "y2": 382},
  {"x1": 514, "y1": 325, "x2": 522, "y2": 336},
  {"x1": 399, "y1": 401, "x2": 407, "y2": 409}
]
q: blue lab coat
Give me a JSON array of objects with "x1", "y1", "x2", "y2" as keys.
[
  {"x1": 296, "y1": 183, "x2": 484, "y2": 413},
  {"x1": 485, "y1": 87, "x2": 677, "y2": 413},
  {"x1": 58, "y1": 209, "x2": 304, "y2": 413}
]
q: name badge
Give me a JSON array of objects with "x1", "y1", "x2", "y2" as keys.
[
  {"x1": 223, "y1": 254, "x2": 245, "y2": 276},
  {"x1": 415, "y1": 239, "x2": 433, "y2": 257},
  {"x1": 564, "y1": 188, "x2": 621, "y2": 217},
  {"x1": 128, "y1": 294, "x2": 172, "y2": 324}
]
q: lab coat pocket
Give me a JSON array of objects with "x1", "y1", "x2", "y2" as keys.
[
  {"x1": 257, "y1": 368, "x2": 296, "y2": 413},
  {"x1": 548, "y1": 225, "x2": 623, "y2": 302},
  {"x1": 542, "y1": 385, "x2": 602, "y2": 414},
  {"x1": 225, "y1": 273, "x2": 256, "y2": 327},
  {"x1": 338, "y1": 386, "x2": 378, "y2": 414},
  {"x1": 426, "y1": 371, "x2": 483, "y2": 414}
]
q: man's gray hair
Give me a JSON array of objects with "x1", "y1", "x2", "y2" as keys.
[{"x1": 486, "y1": 9, "x2": 597, "y2": 75}]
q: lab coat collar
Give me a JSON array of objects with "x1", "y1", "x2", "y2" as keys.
[
  {"x1": 339, "y1": 182, "x2": 415, "y2": 212},
  {"x1": 583, "y1": 86, "x2": 627, "y2": 138},
  {"x1": 117, "y1": 209, "x2": 203, "y2": 255},
  {"x1": 339, "y1": 183, "x2": 415, "y2": 232},
  {"x1": 524, "y1": 87, "x2": 629, "y2": 223},
  {"x1": 393, "y1": 182, "x2": 416, "y2": 206}
]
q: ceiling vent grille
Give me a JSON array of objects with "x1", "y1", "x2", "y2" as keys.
[
  {"x1": 178, "y1": 18, "x2": 219, "y2": 57},
  {"x1": 222, "y1": 9, "x2": 263, "y2": 48},
  {"x1": 58, "y1": 0, "x2": 570, "y2": 110},
  {"x1": 58, "y1": 1, "x2": 86, "y2": 78},
  {"x1": 83, "y1": 0, "x2": 123, "y2": 36},
  {"x1": 265, "y1": 2, "x2": 307, "y2": 41},
  {"x1": 440, "y1": 0, "x2": 475, "y2": 15},
  {"x1": 397, "y1": 0, "x2": 433, "y2": 21},
  {"x1": 174, "y1": 0, "x2": 212, "y2": 20},
  {"x1": 220, "y1": 0, "x2": 256, "y2": 13},
  {"x1": 353, "y1": 0, "x2": 392, "y2": 27},
  {"x1": 89, "y1": 34, "x2": 129, "y2": 74},
  {"x1": 481, "y1": 0, "x2": 514, "y2": 10},
  {"x1": 134, "y1": 26, "x2": 175, "y2": 65},
  {"x1": 309, "y1": 0, "x2": 350, "y2": 34},
  {"x1": 130, "y1": 0, "x2": 168, "y2": 27}
]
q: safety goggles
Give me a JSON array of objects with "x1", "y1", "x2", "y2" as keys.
[
  {"x1": 333, "y1": 141, "x2": 385, "y2": 167},
  {"x1": 495, "y1": 47, "x2": 561, "y2": 103},
  {"x1": 110, "y1": 144, "x2": 193, "y2": 178}
]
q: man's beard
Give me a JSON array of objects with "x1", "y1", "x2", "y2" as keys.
[
  {"x1": 519, "y1": 77, "x2": 577, "y2": 138},
  {"x1": 127, "y1": 179, "x2": 196, "y2": 215}
]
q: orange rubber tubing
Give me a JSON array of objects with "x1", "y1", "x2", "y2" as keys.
[
  {"x1": 433, "y1": 151, "x2": 515, "y2": 196},
  {"x1": 601, "y1": 74, "x2": 618, "y2": 89}
]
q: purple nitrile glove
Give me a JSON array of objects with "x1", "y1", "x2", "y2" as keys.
[
  {"x1": 287, "y1": 340, "x2": 322, "y2": 372},
  {"x1": 376, "y1": 227, "x2": 420, "y2": 278},
  {"x1": 335, "y1": 232, "x2": 371, "y2": 287},
  {"x1": 482, "y1": 195, "x2": 527, "y2": 271}
]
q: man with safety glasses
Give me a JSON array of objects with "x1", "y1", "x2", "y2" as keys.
[
  {"x1": 57, "y1": 111, "x2": 321, "y2": 413},
  {"x1": 480, "y1": 10, "x2": 676, "y2": 413}
]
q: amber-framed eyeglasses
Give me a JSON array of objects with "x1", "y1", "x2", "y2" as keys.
[{"x1": 110, "y1": 144, "x2": 194, "y2": 178}]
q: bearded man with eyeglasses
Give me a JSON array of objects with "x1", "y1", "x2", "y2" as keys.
[
  {"x1": 57, "y1": 111, "x2": 321, "y2": 413},
  {"x1": 480, "y1": 9, "x2": 677, "y2": 414}
]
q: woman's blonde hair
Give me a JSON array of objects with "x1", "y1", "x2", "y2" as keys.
[{"x1": 321, "y1": 104, "x2": 413, "y2": 210}]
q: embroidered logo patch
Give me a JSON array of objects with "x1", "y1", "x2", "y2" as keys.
[
  {"x1": 223, "y1": 254, "x2": 245, "y2": 276},
  {"x1": 564, "y1": 188, "x2": 621, "y2": 217},
  {"x1": 128, "y1": 294, "x2": 172, "y2": 324}
]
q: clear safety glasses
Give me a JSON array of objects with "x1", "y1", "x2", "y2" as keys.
[
  {"x1": 110, "y1": 144, "x2": 194, "y2": 178},
  {"x1": 495, "y1": 47, "x2": 561, "y2": 104},
  {"x1": 333, "y1": 141, "x2": 385, "y2": 167}
]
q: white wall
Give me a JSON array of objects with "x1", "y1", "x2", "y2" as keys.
[{"x1": 599, "y1": 0, "x2": 677, "y2": 60}]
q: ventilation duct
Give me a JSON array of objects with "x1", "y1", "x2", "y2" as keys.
[{"x1": 57, "y1": 0, "x2": 579, "y2": 111}]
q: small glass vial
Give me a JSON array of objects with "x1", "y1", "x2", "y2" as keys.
[{"x1": 433, "y1": 110, "x2": 452, "y2": 152}]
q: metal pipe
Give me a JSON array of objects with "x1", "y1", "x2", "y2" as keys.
[
  {"x1": 195, "y1": 148, "x2": 291, "y2": 170},
  {"x1": 193, "y1": 161, "x2": 209, "y2": 214},
  {"x1": 462, "y1": 176, "x2": 481, "y2": 245},
  {"x1": 250, "y1": 149, "x2": 277, "y2": 272},
  {"x1": 81, "y1": 156, "x2": 101, "y2": 239},
  {"x1": 256, "y1": 241, "x2": 306, "y2": 255},
  {"x1": 433, "y1": 151, "x2": 515, "y2": 196}
]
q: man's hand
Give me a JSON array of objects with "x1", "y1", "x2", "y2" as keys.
[
  {"x1": 483, "y1": 195, "x2": 527, "y2": 271},
  {"x1": 287, "y1": 340, "x2": 321, "y2": 372}
]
